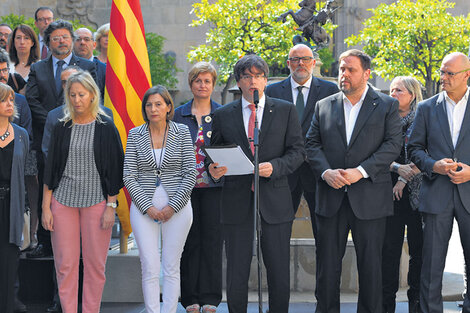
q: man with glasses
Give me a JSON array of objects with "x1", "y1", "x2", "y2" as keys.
[
  {"x1": 0, "y1": 24, "x2": 12, "y2": 50},
  {"x1": 409, "y1": 52, "x2": 470, "y2": 313},
  {"x1": 266, "y1": 44, "x2": 338, "y2": 237},
  {"x1": 34, "y1": 7, "x2": 54, "y2": 60},
  {"x1": 73, "y1": 28, "x2": 106, "y2": 102},
  {"x1": 208, "y1": 54, "x2": 304, "y2": 313}
]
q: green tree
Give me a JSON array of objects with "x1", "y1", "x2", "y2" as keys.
[
  {"x1": 188, "y1": 0, "x2": 336, "y2": 104},
  {"x1": 345, "y1": 0, "x2": 470, "y2": 97},
  {"x1": 146, "y1": 33, "x2": 180, "y2": 89},
  {"x1": 1, "y1": 14, "x2": 93, "y2": 34}
]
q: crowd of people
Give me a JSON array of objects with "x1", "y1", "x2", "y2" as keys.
[{"x1": 1, "y1": 5, "x2": 470, "y2": 313}]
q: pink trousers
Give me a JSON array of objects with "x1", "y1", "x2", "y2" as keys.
[{"x1": 51, "y1": 197, "x2": 112, "y2": 313}]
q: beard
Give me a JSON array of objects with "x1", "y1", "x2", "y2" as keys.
[{"x1": 52, "y1": 45, "x2": 71, "y2": 56}]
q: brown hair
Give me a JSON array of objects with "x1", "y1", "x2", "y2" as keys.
[
  {"x1": 188, "y1": 61, "x2": 217, "y2": 88},
  {"x1": 141, "y1": 85, "x2": 174, "y2": 122}
]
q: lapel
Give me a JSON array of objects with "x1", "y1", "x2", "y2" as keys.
[
  {"x1": 348, "y1": 88, "x2": 379, "y2": 148},
  {"x1": 136, "y1": 123, "x2": 158, "y2": 169},
  {"x1": 281, "y1": 78, "x2": 294, "y2": 102},
  {"x1": 435, "y1": 93, "x2": 454, "y2": 152},
  {"x1": 332, "y1": 94, "x2": 347, "y2": 147},
  {"x1": 44, "y1": 56, "x2": 59, "y2": 99},
  {"x1": 302, "y1": 76, "x2": 319, "y2": 125},
  {"x1": 454, "y1": 95, "x2": 470, "y2": 151},
  {"x1": 161, "y1": 121, "x2": 178, "y2": 169},
  {"x1": 231, "y1": 100, "x2": 252, "y2": 158},
  {"x1": 259, "y1": 96, "x2": 274, "y2": 146}
]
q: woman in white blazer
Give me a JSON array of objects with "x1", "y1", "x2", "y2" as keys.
[{"x1": 123, "y1": 85, "x2": 197, "y2": 313}]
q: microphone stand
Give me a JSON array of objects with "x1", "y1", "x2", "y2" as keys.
[{"x1": 251, "y1": 90, "x2": 263, "y2": 313}]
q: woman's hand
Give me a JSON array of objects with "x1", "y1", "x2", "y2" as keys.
[
  {"x1": 42, "y1": 207, "x2": 54, "y2": 231},
  {"x1": 393, "y1": 181, "x2": 406, "y2": 201},
  {"x1": 146, "y1": 206, "x2": 163, "y2": 222},
  {"x1": 397, "y1": 164, "x2": 416, "y2": 181},
  {"x1": 160, "y1": 205, "x2": 175, "y2": 223},
  {"x1": 101, "y1": 206, "x2": 115, "y2": 229}
]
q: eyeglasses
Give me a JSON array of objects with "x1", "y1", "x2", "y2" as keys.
[
  {"x1": 288, "y1": 56, "x2": 314, "y2": 63},
  {"x1": 37, "y1": 17, "x2": 53, "y2": 23},
  {"x1": 50, "y1": 35, "x2": 72, "y2": 42},
  {"x1": 0, "y1": 68, "x2": 9, "y2": 74},
  {"x1": 76, "y1": 37, "x2": 93, "y2": 42},
  {"x1": 240, "y1": 74, "x2": 266, "y2": 81},
  {"x1": 439, "y1": 69, "x2": 470, "y2": 77},
  {"x1": 0, "y1": 32, "x2": 10, "y2": 38}
]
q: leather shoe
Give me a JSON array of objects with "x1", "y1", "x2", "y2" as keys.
[
  {"x1": 14, "y1": 298, "x2": 27, "y2": 312},
  {"x1": 46, "y1": 301, "x2": 62, "y2": 313},
  {"x1": 26, "y1": 244, "x2": 52, "y2": 258}
]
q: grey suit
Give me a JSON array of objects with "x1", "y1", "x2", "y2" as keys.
[
  {"x1": 306, "y1": 87, "x2": 402, "y2": 312},
  {"x1": 409, "y1": 92, "x2": 470, "y2": 313}
]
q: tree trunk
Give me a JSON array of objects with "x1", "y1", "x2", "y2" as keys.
[{"x1": 221, "y1": 74, "x2": 235, "y2": 105}]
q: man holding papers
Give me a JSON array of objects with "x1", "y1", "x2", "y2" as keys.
[{"x1": 208, "y1": 54, "x2": 304, "y2": 313}]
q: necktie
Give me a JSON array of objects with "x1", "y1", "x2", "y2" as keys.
[
  {"x1": 296, "y1": 85, "x2": 305, "y2": 118},
  {"x1": 41, "y1": 43, "x2": 47, "y2": 59},
  {"x1": 55, "y1": 60, "x2": 65, "y2": 94},
  {"x1": 248, "y1": 104, "x2": 256, "y2": 155}
]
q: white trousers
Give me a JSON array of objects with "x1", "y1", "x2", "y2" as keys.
[{"x1": 131, "y1": 187, "x2": 192, "y2": 313}]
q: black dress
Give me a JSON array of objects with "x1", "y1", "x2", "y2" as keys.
[{"x1": 0, "y1": 140, "x2": 18, "y2": 313}]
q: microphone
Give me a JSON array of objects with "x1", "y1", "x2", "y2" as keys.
[{"x1": 253, "y1": 89, "x2": 259, "y2": 109}]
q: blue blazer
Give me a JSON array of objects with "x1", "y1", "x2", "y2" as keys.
[{"x1": 409, "y1": 92, "x2": 470, "y2": 214}]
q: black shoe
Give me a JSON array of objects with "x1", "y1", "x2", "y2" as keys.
[
  {"x1": 46, "y1": 301, "x2": 62, "y2": 313},
  {"x1": 14, "y1": 298, "x2": 27, "y2": 312},
  {"x1": 26, "y1": 244, "x2": 52, "y2": 258}
]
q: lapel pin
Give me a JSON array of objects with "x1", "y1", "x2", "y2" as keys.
[
  {"x1": 205, "y1": 116, "x2": 212, "y2": 123},
  {"x1": 373, "y1": 102, "x2": 377, "y2": 106},
  {"x1": 269, "y1": 109, "x2": 273, "y2": 113}
]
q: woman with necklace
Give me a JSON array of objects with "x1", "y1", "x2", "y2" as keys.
[
  {"x1": 41, "y1": 71, "x2": 124, "y2": 313},
  {"x1": 173, "y1": 62, "x2": 222, "y2": 313},
  {"x1": 382, "y1": 76, "x2": 424, "y2": 313},
  {"x1": 8, "y1": 24, "x2": 40, "y2": 82},
  {"x1": 0, "y1": 82, "x2": 29, "y2": 313},
  {"x1": 124, "y1": 85, "x2": 197, "y2": 313}
]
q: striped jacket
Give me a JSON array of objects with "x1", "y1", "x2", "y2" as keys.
[{"x1": 123, "y1": 121, "x2": 197, "y2": 214}]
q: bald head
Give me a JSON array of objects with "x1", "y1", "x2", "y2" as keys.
[
  {"x1": 442, "y1": 52, "x2": 470, "y2": 69},
  {"x1": 61, "y1": 67, "x2": 80, "y2": 89},
  {"x1": 440, "y1": 52, "x2": 470, "y2": 100},
  {"x1": 287, "y1": 44, "x2": 316, "y2": 85},
  {"x1": 74, "y1": 28, "x2": 95, "y2": 60}
]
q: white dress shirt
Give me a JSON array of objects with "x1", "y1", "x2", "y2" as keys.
[
  {"x1": 444, "y1": 87, "x2": 469, "y2": 148},
  {"x1": 241, "y1": 94, "x2": 265, "y2": 139},
  {"x1": 290, "y1": 76, "x2": 312, "y2": 106}
]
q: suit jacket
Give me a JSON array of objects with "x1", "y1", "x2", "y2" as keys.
[
  {"x1": 13, "y1": 93, "x2": 33, "y2": 140},
  {"x1": 25, "y1": 53, "x2": 97, "y2": 150},
  {"x1": 93, "y1": 56, "x2": 106, "y2": 103},
  {"x1": 409, "y1": 92, "x2": 470, "y2": 214},
  {"x1": 123, "y1": 121, "x2": 197, "y2": 214},
  {"x1": 41, "y1": 104, "x2": 114, "y2": 159},
  {"x1": 305, "y1": 87, "x2": 402, "y2": 220},
  {"x1": 265, "y1": 76, "x2": 339, "y2": 191},
  {"x1": 210, "y1": 96, "x2": 305, "y2": 224}
]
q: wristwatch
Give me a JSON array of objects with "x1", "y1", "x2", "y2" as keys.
[{"x1": 107, "y1": 202, "x2": 117, "y2": 208}]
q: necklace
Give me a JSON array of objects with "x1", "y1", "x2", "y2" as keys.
[
  {"x1": 149, "y1": 122, "x2": 169, "y2": 187},
  {"x1": 0, "y1": 123, "x2": 10, "y2": 141}
]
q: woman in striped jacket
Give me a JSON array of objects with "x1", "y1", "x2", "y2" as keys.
[{"x1": 123, "y1": 85, "x2": 197, "y2": 313}]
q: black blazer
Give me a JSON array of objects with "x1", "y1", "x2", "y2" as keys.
[
  {"x1": 265, "y1": 76, "x2": 339, "y2": 191},
  {"x1": 305, "y1": 88, "x2": 402, "y2": 220},
  {"x1": 93, "y1": 56, "x2": 106, "y2": 103},
  {"x1": 25, "y1": 53, "x2": 97, "y2": 150},
  {"x1": 210, "y1": 96, "x2": 305, "y2": 224}
]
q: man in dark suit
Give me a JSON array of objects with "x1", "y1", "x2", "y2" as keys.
[
  {"x1": 305, "y1": 49, "x2": 402, "y2": 312},
  {"x1": 265, "y1": 43, "x2": 338, "y2": 236},
  {"x1": 208, "y1": 55, "x2": 304, "y2": 313},
  {"x1": 25, "y1": 19, "x2": 96, "y2": 260},
  {"x1": 73, "y1": 28, "x2": 106, "y2": 102},
  {"x1": 409, "y1": 52, "x2": 470, "y2": 313}
]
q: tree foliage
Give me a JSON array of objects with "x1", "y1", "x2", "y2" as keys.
[
  {"x1": 0, "y1": 13, "x2": 94, "y2": 34},
  {"x1": 188, "y1": 0, "x2": 336, "y2": 103},
  {"x1": 146, "y1": 33, "x2": 180, "y2": 89},
  {"x1": 345, "y1": 0, "x2": 470, "y2": 97}
]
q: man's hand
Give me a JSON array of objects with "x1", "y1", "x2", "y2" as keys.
[
  {"x1": 397, "y1": 164, "x2": 416, "y2": 181},
  {"x1": 448, "y1": 162, "x2": 470, "y2": 185},
  {"x1": 209, "y1": 162, "x2": 227, "y2": 180},
  {"x1": 323, "y1": 169, "x2": 351, "y2": 189},
  {"x1": 259, "y1": 162, "x2": 273, "y2": 178},
  {"x1": 339, "y1": 168, "x2": 363, "y2": 184},
  {"x1": 433, "y1": 158, "x2": 458, "y2": 175}
]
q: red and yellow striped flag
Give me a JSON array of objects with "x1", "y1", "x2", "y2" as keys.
[{"x1": 105, "y1": 0, "x2": 151, "y2": 236}]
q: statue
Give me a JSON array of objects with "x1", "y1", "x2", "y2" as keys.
[{"x1": 277, "y1": 0, "x2": 340, "y2": 50}]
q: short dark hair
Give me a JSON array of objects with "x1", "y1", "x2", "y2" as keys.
[
  {"x1": 34, "y1": 7, "x2": 53, "y2": 21},
  {"x1": 339, "y1": 49, "x2": 372, "y2": 71},
  {"x1": 141, "y1": 85, "x2": 175, "y2": 122},
  {"x1": 44, "y1": 19, "x2": 75, "y2": 47},
  {"x1": 8, "y1": 24, "x2": 40, "y2": 66},
  {"x1": 233, "y1": 54, "x2": 269, "y2": 82},
  {"x1": 0, "y1": 48, "x2": 10, "y2": 66}
]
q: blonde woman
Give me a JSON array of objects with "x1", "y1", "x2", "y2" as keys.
[{"x1": 94, "y1": 23, "x2": 109, "y2": 64}]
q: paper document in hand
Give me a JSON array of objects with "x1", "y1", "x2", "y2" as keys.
[{"x1": 202, "y1": 145, "x2": 254, "y2": 176}]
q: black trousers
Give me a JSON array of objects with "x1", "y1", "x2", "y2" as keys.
[
  {"x1": 223, "y1": 213, "x2": 292, "y2": 313},
  {"x1": 180, "y1": 187, "x2": 223, "y2": 308},
  {"x1": 382, "y1": 188, "x2": 423, "y2": 312},
  {"x1": 315, "y1": 196, "x2": 386, "y2": 313},
  {"x1": 291, "y1": 178, "x2": 317, "y2": 237},
  {"x1": 36, "y1": 150, "x2": 52, "y2": 252}
]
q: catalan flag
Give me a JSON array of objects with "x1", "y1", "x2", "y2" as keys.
[{"x1": 105, "y1": 0, "x2": 152, "y2": 237}]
